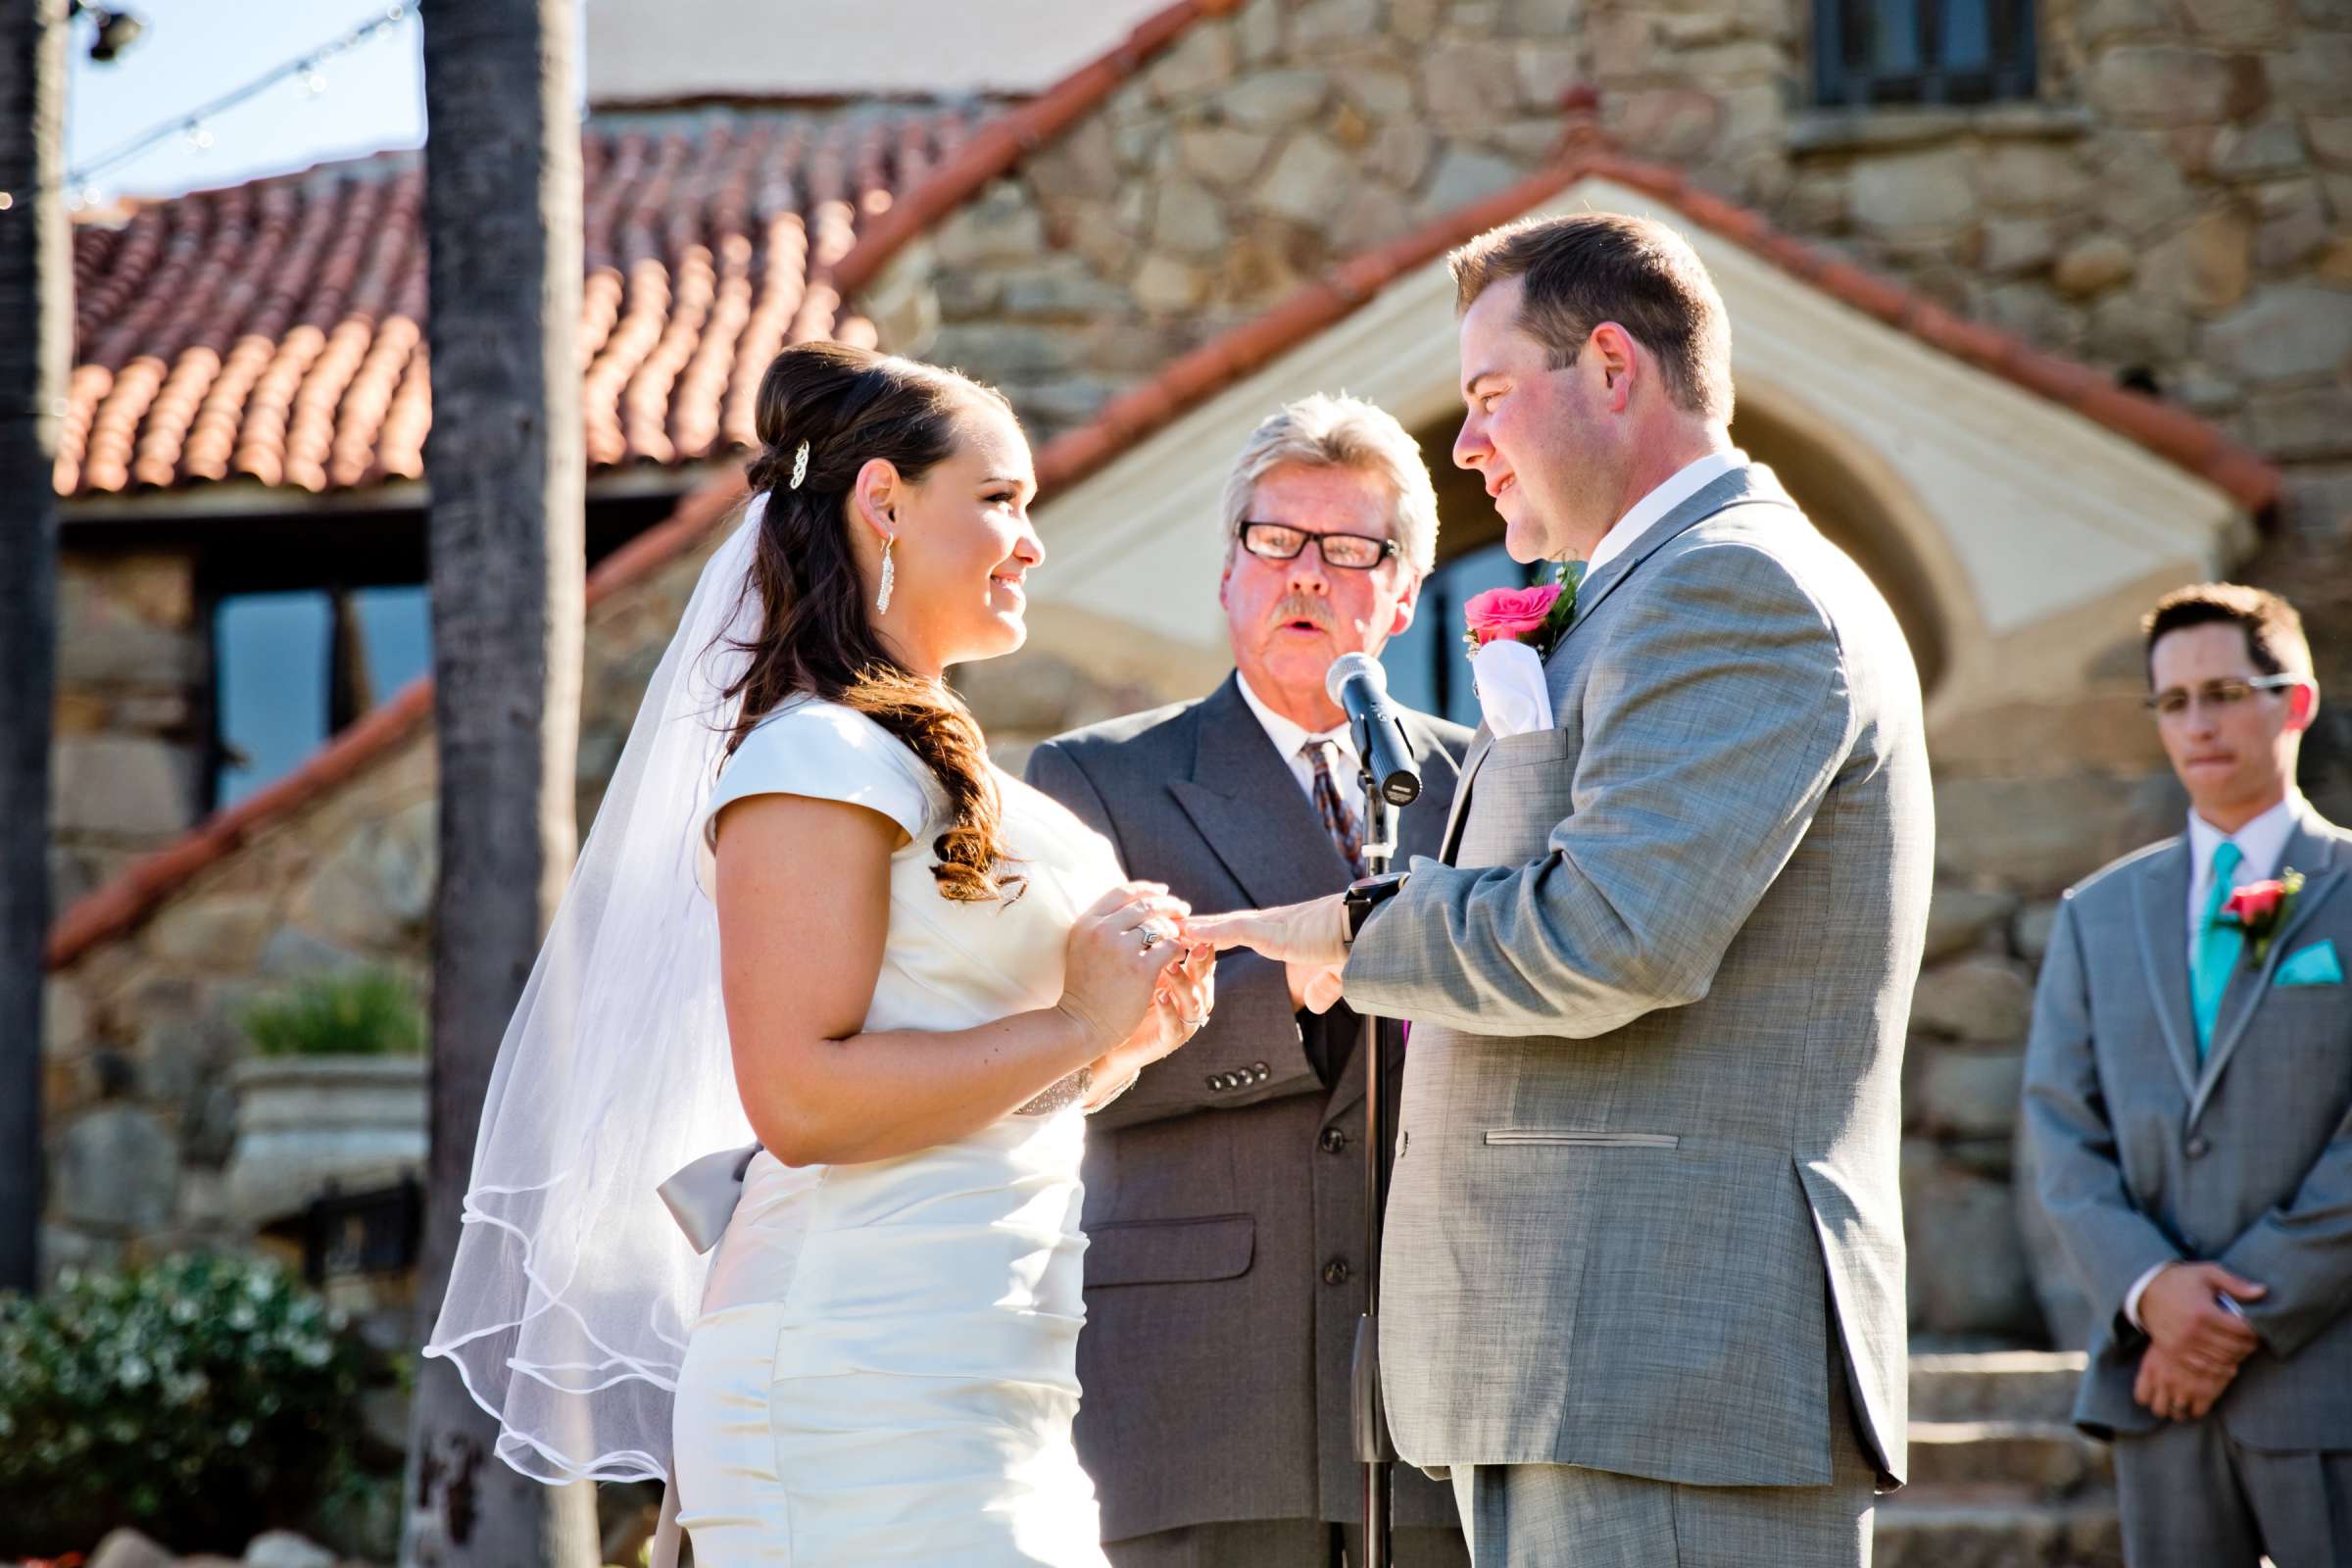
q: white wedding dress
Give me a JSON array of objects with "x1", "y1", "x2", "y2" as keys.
[{"x1": 671, "y1": 697, "x2": 1123, "y2": 1567}]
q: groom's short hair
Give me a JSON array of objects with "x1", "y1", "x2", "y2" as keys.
[{"x1": 1448, "y1": 213, "x2": 1733, "y2": 424}]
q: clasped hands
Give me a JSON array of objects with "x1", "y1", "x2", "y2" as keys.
[
  {"x1": 1061, "y1": 885, "x2": 1356, "y2": 1090},
  {"x1": 1184, "y1": 893, "x2": 1353, "y2": 1014},
  {"x1": 2132, "y1": 1260, "x2": 2269, "y2": 1422},
  {"x1": 1060, "y1": 883, "x2": 1219, "y2": 1098}
]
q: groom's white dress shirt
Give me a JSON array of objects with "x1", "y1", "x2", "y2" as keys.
[
  {"x1": 2122, "y1": 792, "x2": 2302, "y2": 1329},
  {"x1": 1237, "y1": 670, "x2": 1367, "y2": 826},
  {"x1": 1581, "y1": 447, "x2": 1747, "y2": 577}
]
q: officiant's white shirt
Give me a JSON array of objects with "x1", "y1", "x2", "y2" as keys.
[
  {"x1": 1582, "y1": 447, "x2": 1746, "y2": 577},
  {"x1": 1237, "y1": 670, "x2": 1367, "y2": 827}
]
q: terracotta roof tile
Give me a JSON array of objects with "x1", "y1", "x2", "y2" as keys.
[
  {"x1": 61, "y1": 106, "x2": 971, "y2": 499},
  {"x1": 43, "y1": 0, "x2": 1241, "y2": 969}
]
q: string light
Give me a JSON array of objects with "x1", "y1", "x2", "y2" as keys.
[{"x1": 68, "y1": 3, "x2": 417, "y2": 189}]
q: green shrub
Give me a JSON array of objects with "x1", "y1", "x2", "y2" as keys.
[
  {"x1": 242, "y1": 967, "x2": 425, "y2": 1057},
  {"x1": 0, "y1": 1254, "x2": 372, "y2": 1556}
]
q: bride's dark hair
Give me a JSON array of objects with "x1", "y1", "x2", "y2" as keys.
[{"x1": 721, "y1": 340, "x2": 1023, "y2": 904}]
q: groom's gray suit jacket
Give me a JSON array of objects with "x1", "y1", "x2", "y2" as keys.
[
  {"x1": 1027, "y1": 675, "x2": 1471, "y2": 1544},
  {"x1": 2023, "y1": 799, "x2": 2352, "y2": 1445},
  {"x1": 1342, "y1": 463, "x2": 1929, "y2": 1491}
]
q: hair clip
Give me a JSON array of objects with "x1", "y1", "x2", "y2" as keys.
[{"x1": 789, "y1": 440, "x2": 810, "y2": 490}]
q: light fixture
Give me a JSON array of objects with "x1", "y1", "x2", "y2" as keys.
[{"x1": 67, "y1": 1, "x2": 147, "y2": 64}]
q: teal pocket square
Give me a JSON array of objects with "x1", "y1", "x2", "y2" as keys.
[{"x1": 2276, "y1": 939, "x2": 2343, "y2": 987}]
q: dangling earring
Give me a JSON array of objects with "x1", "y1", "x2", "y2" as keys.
[{"x1": 876, "y1": 535, "x2": 896, "y2": 614}]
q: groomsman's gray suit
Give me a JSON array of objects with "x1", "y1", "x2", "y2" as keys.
[
  {"x1": 1341, "y1": 463, "x2": 1929, "y2": 1565},
  {"x1": 1028, "y1": 674, "x2": 1473, "y2": 1565},
  {"x1": 2023, "y1": 798, "x2": 2352, "y2": 1565}
]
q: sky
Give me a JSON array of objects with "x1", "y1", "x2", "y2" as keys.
[
  {"x1": 61, "y1": 0, "x2": 1174, "y2": 206},
  {"x1": 66, "y1": 0, "x2": 426, "y2": 203}
]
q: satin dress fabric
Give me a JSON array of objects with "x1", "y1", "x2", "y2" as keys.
[{"x1": 673, "y1": 702, "x2": 1126, "y2": 1566}]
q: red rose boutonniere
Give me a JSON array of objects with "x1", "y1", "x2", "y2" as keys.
[
  {"x1": 2221, "y1": 868, "x2": 2304, "y2": 968},
  {"x1": 1461, "y1": 560, "x2": 1583, "y2": 662}
]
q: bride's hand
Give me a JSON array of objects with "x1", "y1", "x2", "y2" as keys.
[
  {"x1": 1088, "y1": 939, "x2": 1212, "y2": 1099},
  {"x1": 1056, "y1": 883, "x2": 1192, "y2": 1053},
  {"x1": 1141, "y1": 940, "x2": 1214, "y2": 1064}
]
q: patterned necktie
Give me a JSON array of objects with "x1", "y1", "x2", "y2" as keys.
[
  {"x1": 1303, "y1": 740, "x2": 1367, "y2": 881},
  {"x1": 2190, "y1": 840, "x2": 2244, "y2": 1058}
]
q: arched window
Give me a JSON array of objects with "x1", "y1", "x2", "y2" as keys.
[{"x1": 1815, "y1": 0, "x2": 2036, "y2": 107}]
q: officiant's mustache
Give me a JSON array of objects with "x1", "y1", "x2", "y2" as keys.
[{"x1": 1269, "y1": 595, "x2": 1335, "y2": 634}]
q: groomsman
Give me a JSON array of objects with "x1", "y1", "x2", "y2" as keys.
[
  {"x1": 2024, "y1": 583, "x2": 2351, "y2": 1567},
  {"x1": 1028, "y1": 393, "x2": 1472, "y2": 1567}
]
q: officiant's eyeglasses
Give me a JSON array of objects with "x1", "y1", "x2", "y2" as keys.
[
  {"x1": 2143, "y1": 674, "x2": 2299, "y2": 718},
  {"x1": 1239, "y1": 522, "x2": 1400, "y2": 570}
]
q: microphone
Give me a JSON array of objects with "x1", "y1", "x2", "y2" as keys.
[{"x1": 1326, "y1": 653, "x2": 1421, "y2": 808}]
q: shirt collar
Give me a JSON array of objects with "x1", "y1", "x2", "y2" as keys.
[
  {"x1": 1583, "y1": 448, "x2": 1746, "y2": 577},
  {"x1": 2186, "y1": 792, "x2": 2301, "y2": 881},
  {"x1": 1235, "y1": 670, "x2": 1356, "y2": 767}
]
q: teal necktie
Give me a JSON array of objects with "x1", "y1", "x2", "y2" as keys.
[{"x1": 2191, "y1": 840, "x2": 2244, "y2": 1057}]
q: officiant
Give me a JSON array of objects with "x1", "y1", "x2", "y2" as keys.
[{"x1": 1026, "y1": 392, "x2": 1472, "y2": 1568}]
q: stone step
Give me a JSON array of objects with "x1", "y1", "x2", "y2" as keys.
[
  {"x1": 1874, "y1": 1494, "x2": 2123, "y2": 1568},
  {"x1": 1911, "y1": 1349, "x2": 2086, "y2": 1423},
  {"x1": 1906, "y1": 1420, "x2": 2114, "y2": 1494}
]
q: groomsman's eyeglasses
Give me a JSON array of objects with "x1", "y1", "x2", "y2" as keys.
[
  {"x1": 1239, "y1": 521, "x2": 1400, "y2": 570},
  {"x1": 2143, "y1": 674, "x2": 2300, "y2": 718}
]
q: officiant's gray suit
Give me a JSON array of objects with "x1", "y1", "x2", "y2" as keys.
[
  {"x1": 1341, "y1": 463, "x2": 1930, "y2": 1566},
  {"x1": 2023, "y1": 798, "x2": 2352, "y2": 1565},
  {"x1": 1029, "y1": 674, "x2": 1472, "y2": 1565}
]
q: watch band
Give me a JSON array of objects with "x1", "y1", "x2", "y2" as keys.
[{"x1": 1344, "y1": 871, "x2": 1410, "y2": 945}]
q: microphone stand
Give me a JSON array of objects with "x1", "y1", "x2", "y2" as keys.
[{"x1": 1351, "y1": 733, "x2": 1398, "y2": 1568}]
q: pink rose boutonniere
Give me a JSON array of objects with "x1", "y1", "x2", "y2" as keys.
[
  {"x1": 1461, "y1": 561, "x2": 1583, "y2": 663},
  {"x1": 2221, "y1": 868, "x2": 2304, "y2": 968}
]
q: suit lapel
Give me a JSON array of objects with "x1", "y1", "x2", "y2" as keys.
[
  {"x1": 1168, "y1": 675, "x2": 1352, "y2": 911},
  {"x1": 1438, "y1": 724, "x2": 1493, "y2": 864},
  {"x1": 2131, "y1": 841, "x2": 2203, "y2": 1102},
  {"x1": 1435, "y1": 464, "x2": 1800, "y2": 863},
  {"x1": 1545, "y1": 464, "x2": 1802, "y2": 662},
  {"x1": 2190, "y1": 813, "x2": 2349, "y2": 1124}
]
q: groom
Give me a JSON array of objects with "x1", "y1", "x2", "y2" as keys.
[{"x1": 1195, "y1": 213, "x2": 1930, "y2": 1567}]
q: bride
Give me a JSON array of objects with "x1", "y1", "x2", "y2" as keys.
[{"x1": 424, "y1": 341, "x2": 1215, "y2": 1567}]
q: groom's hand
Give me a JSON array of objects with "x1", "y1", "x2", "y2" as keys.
[
  {"x1": 1286, "y1": 958, "x2": 1347, "y2": 1014},
  {"x1": 1190, "y1": 895, "x2": 1350, "y2": 1014}
]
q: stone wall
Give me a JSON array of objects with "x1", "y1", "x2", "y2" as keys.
[
  {"x1": 50, "y1": 552, "x2": 210, "y2": 912},
  {"x1": 882, "y1": 0, "x2": 1587, "y2": 445}
]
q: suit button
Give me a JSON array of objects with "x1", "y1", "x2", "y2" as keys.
[
  {"x1": 1251, "y1": 1062, "x2": 1270, "y2": 1082},
  {"x1": 1323, "y1": 1258, "x2": 1352, "y2": 1287},
  {"x1": 1221, "y1": 1072, "x2": 1244, "y2": 1091},
  {"x1": 1204, "y1": 1074, "x2": 1223, "y2": 1091},
  {"x1": 2187, "y1": 1136, "x2": 2211, "y2": 1159},
  {"x1": 1321, "y1": 1127, "x2": 1349, "y2": 1154}
]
